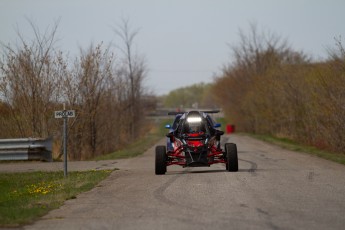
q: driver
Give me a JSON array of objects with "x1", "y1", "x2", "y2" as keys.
[
  {"x1": 189, "y1": 123, "x2": 201, "y2": 133},
  {"x1": 187, "y1": 120, "x2": 206, "y2": 134}
]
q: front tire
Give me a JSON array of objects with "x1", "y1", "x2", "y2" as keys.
[
  {"x1": 155, "y1": 146, "x2": 167, "y2": 175},
  {"x1": 225, "y1": 143, "x2": 238, "y2": 172}
]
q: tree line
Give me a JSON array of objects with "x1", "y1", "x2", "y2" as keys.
[
  {"x1": 212, "y1": 24, "x2": 345, "y2": 153},
  {"x1": 162, "y1": 82, "x2": 216, "y2": 110},
  {"x1": 0, "y1": 19, "x2": 153, "y2": 160}
]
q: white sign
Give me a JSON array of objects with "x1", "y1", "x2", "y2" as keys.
[{"x1": 55, "y1": 110, "x2": 75, "y2": 118}]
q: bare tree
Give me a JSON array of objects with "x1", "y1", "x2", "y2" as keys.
[
  {"x1": 0, "y1": 19, "x2": 65, "y2": 138},
  {"x1": 0, "y1": 18, "x2": 150, "y2": 160},
  {"x1": 214, "y1": 23, "x2": 309, "y2": 133},
  {"x1": 113, "y1": 18, "x2": 147, "y2": 140},
  {"x1": 65, "y1": 43, "x2": 117, "y2": 159}
]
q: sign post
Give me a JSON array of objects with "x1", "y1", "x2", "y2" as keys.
[{"x1": 55, "y1": 106, "x2": 75, "y2": 177}]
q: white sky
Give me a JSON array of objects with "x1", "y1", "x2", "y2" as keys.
[{"x1": 0, "y1": 0, "x2": 344, "y2": 95}]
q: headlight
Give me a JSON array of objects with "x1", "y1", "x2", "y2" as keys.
[{"x1": 187, "y1": 117, "x2": 202, "y2": 123}]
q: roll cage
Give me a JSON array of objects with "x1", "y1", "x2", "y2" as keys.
[{"x1": 155, "y1": 110, "x2": 238, "y2": 175}]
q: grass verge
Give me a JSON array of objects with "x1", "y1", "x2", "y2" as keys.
[
  {"x1": 94, "y1": 118, "x2": 171, "y2": 160},
  {"x1": 0, "y1": 170, "x2": 113, "y2": 227},
  {"x1": 247, "y1": 133, "x2": 345, "y2": 165},
  {"x1": 0, "y1": 118, "x2": 172, "y2": 227}
]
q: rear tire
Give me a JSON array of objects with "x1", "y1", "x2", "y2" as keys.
[
  {"x1": 155, "y1": 146, "x2": 167, "y2": 175},
  {"x1": 225, "y1": 143, "x2": 238, "y2": 172}
]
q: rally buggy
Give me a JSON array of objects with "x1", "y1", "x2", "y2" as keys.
[{"x1": 155, "y1": 110, "x2": 238, "y2": 175}]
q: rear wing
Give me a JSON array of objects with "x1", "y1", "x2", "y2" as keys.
[{"x1": 167, "y1": 110, "x2": 220, "y2": 115}]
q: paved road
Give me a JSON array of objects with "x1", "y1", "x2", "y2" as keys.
[{"x1": 5, "y1": 134, "x2": 345, "y2": 230}]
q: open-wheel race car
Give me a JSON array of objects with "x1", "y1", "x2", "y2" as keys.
[{"x1": 155, "y1": 110, "x2": 238, "y2": 175}]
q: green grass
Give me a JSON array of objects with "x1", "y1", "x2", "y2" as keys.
[
  {"x1": 247, "y1": 133, "x2": 345, "y2": 165},
  {"x1": 0, "y1": 118, "x2": 173, "y2": 227},
  {"x1": 0, "y1": 170, "x2": 113, "y2": 227},
  {"x1": 94, "y1": 118, "x2": 171, "y2": 160},
  {"x1": 214, "y1": 117, "x2": 227, "y2": 132}
]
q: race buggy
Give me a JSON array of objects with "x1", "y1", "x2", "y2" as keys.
[{"x1": 155, "y1": 110, "x2": 238, "y2": 175}]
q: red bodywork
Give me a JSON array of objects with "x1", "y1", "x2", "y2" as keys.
[{"x1": 166, "y1": 132, "x2": 226, "y2": 167}]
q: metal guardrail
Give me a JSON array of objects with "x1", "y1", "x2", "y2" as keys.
[{"x1": 0, "y1": 137, "x2": 53, "y2": 162}]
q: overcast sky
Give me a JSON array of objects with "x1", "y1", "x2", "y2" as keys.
[{"x1": 1, "y1": 0, "x2": 344, "y2": 95}]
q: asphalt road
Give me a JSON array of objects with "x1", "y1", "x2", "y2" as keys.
[{"x1": 6, "y1": 134, "x2": 345, "y2": 230}]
